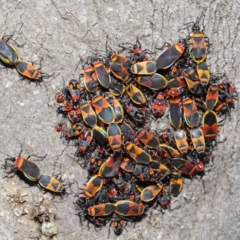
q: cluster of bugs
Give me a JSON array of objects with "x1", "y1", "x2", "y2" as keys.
[
  {"x1": 0, "y1": 13, "x2": 237, "y2": 236},
  {"x1": 54, "y1": 13, "x2": 238, "y2": 235},
  {"x1": 2, "y1": 150, "x2": 66, "y2": 195},
  {"x1": 0, "y1": 34, "x2": 51, "y2": 82}
]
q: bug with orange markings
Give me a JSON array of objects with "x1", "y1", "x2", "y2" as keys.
[
  {"x1": 188, "y1": 13, "x2": 209, "y2": 63},
  {"x1": 91, "y1": 95, "x2": 115, "y2": 124},
  {"x1": 80, "y1": 101, "x2": 97, "y2": 128},
  {"x1": 156, "y1": 42, "x2": 185, "y2": 69},
  {"x1": 173, "y1": 129, "x2": 189, "y2": 154},
  {"x1": 131, "y1": 60, "x2": 157, "y2": 75},
  {"x1": 189, "y1": 127, "x2": 206, "y2": 153},
  {"x1": 83, "y1": 174, "x2": 104, "y2": 199},
  {"x1": 107, "y1": 123, "x2": 122, "y2": 151},
  {"x1": 15, "y1": 60, "x2": 52, "y2": 82},
  {"x1": 151, "y1": 92, "x2": 167, "y2": 117},
  {"x1": 202, "y1": 110, "x2": 218, "y2": 140},
  {"x1": 3, "y1": 150, "x2": 45, "y2": 181},
  {"x1": 137, "y1": 128, "x2": 160, "y2": 149}
]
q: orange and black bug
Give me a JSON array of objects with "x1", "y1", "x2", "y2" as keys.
[
  {"x1": 92, "y1": 125, "x2": 108, "y2": 145},
  {"x1": 196, "y1": 61, "x2": 210, "y2": 85},
  {"x1": 65, "y1": 123, "x2": 84, "y2": 140},
  {"x1": 189, "y1": 127, "x2": 206, "y2": 153},
  {"x1": 111, "y1": 172, "x2": 128, "y2": 191},
  {"x1": 120, "y1": 121, "x2": 139, "y2": 144},
  {"x1": 38, "y1": 175, "x2": 65, "y2": 195},
  {"x1": 111, "y1": 213, "x2": 125, "y2": 235},
  {"x1": 118, "y1": 36, "x2": 152, "y2": 63},
  {"x1": 133, "y1": 164, "x2": 161, "y2": 182},
  {"x1": 140, "y1": 183, "x2": 163, "y2": 202},
  {"x1": 184, "y1": 75, "x2": 203, "y2": 95},
  {"x1": 174, "y1": 129, "x2": 189, "y2": 154},
  {"x1": 205, "y1": 84, "x2": 219, "y2": 111},
  {"x1": 107, "y1": 123, "x2": 122, "y2": 151},
  {"x1": 92, "y1": 60, "x2": 111, "y2": 88},
  {"x1": 167, "y1": 76, "x2": 187, "y2": 89},
  {"x1": 148, "y1": 160, "x2": 171, "y2": 176},
  {"x1": 182, "y1": 97, "x2": 200, "y2": 128},
  {"x1": 88, "y1": 147, "x2": 105, "y2": 174},
  {"x1": 131, "y1": 61, "x2": 157, "y2": 75},
  {"x1": 66, "y1": 79, "x2": 82, "y2": 104},
  {"x1": 171, "y1": 158, "x2": 204, "y2": 177},
  {"x1": 156, "y1": 42, "x2": 185, "y2": 69},
  {"x1": 170, "y1": 172, "x2": 183, "y2": 196},
  {"x1": 168, "y1": 89, "x2": 182, "y2": 129},
  {"x1": 137, "y1": 129, "x2": 160, "y2": 149},
  {"x1": 91, "y1": 95, "x2": 115, "y2": 124},
  {"x1": 158, "y1": 144, "x2": 180, "y2": 158},
  {"x1": 84, "y1": 175, "x2": 103, "y2": 198},
  {"x1": 0, "y1": 35, "x2": 20, "y2": 65},
  {"x1": 15, "y1": 60, "x2": 51, "y2": 82},
  {"x1": 105, "y1": 93, "x2": 124, "y2": 124},
  {"x1": 125, "y1": 142, "x2": 152, "y2": 165},
  {"x1": 120, "y1": 157, "x2": 135, "y2": 173},
  {"x1": 115, "y1": 200, "x2": 144, "y2": 217},
  {"x1": 68, "y1": 108, "x2": 82, "y2": 123},
  {"x1": 99, "y1": 155, "x2": 121, "y2": 178},
  {"x1": 151, "y1": 92, "x2": 167, "y2": 118},
  {"x1": 202, "y1": 110, "x2": 218, "y2": 139},
  {"x1": 125, "y1": 83, "x2": 146, "y2": 105},
  {"x1": 134, "y1": 73, "x2": 167, "y2": 90},
  {"x1": 188, "y1": 13, "x2": 208, "y2": 63},
  {"x1": 57, "y1": 102, "x2": 74, "y2": 113},
  {"x1": 80, "y1": 101, "x2": 97, "y2": 128},
  {"x1": 81, "y1": 63, "x2": 99, "y2": 93},
  {"x1": 76, "y1": 128, "x2": 93, "y2": 153},
  {"x1": 124, "y1": 103, "x2": 147, "y2": 124},
  {"x1": 55, "y1": 93, "x2": 66, "y2": 104},
  {"x1": 110, "y1": 53, "x2": 132, "y2": 68},
  {"x1": 157, "y1": 189, "x2": 170, "y2": 209},
  {"x1": 3, "y1": 151, "x2": 46, "y2": 181},
  {"x1": 110, "y1": 61, "x2": 131, "y2": 83},
  {"x1": 183, "y1": 67, "x2": 199, "y2": 82},
  {"x1": 88, "y1": 203, "x2": 116, "y2": 217},
  {"x1": 109, "y1": 76, "x2": 126, "y2": 96}
]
